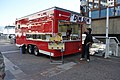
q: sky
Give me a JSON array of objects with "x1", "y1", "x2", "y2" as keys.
[{"x1": 0, "y1": 0, "x2": 80, "y2": 27}]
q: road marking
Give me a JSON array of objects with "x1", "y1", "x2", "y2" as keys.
[
  {"x1": 57, "y1": 62, "x2": 77, "y2": 70},
  {"x1": 2, "y1": 50, "x2": 19, "y2": 54},
  {"x1": 0, "y1": 44, "x2": 15, "y2": 46},
  {"x1": 4, "y1": 56, "x2": 27, "y2": 79},
  {"x1": 41, "y1": 62, "x2": 76, "y2": 77},
  {"x1": 41, "y1": 67, "x2": 64, "y2": 77}
]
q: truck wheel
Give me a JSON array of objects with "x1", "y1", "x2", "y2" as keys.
[
  {"x1": 27, "y1": 45, "x2": 34, "y2": 54},
  {"x1": 21, "y1": 44, "x2": 26, "y2": 54},
  {"x1": 34, "y1": 46, "x2": 39, "y2": 56}
]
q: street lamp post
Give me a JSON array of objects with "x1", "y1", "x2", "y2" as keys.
[
  {"x1": 105, "y1": 0, "x2": 114, "y2": 58},
  {"x1": 105, "y1": 6, "x2": 110, "y2": 58}
]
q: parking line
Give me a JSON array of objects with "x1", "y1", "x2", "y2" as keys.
[
  {"x1": 41, "y1": 62, "x2": 77, "y2": 77},
  {"x1": 4, "y1": 56, "x2": 27, "y2": 79},
  {"x1": 2, "y1": 50, "x2": 19, "y2": 54}
]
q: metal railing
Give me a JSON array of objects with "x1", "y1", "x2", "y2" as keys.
[
  {"x1": 93, "y1": 36, "x2": 120, "y2": 57},
  {"x1": 109, "y1": 37, "x2": 120, "y2": 57}
]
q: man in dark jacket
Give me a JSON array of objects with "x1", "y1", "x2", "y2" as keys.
[
  {"x1": 80, "y1": 28, "x2": 93, "y2": 62},
  {"x1": 0, "y1": 52, "x2": 5, "y2": 79}
]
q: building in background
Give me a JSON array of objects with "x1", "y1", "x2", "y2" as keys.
[
  {"x1": 0, "y1": 26, "x2": 4, "y2": 36},
  {"x1": 86, "y1": 0, "x2": 120, "y2": 41},
  {"x1": 3, "y1": 25, "x2": 15, "y2": 36}
]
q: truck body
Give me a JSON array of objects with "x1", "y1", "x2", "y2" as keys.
[{"x1": 15, "y1": 7, "x2": 91, "y2": 57}]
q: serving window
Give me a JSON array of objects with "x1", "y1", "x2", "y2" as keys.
[{"x1": 58, "y1": 21, "x2": 81, "y2": 40}]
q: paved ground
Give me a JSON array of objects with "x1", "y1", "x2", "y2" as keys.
[{"x1": 0, "y1": 39, "x2": 120, "y2": 80}]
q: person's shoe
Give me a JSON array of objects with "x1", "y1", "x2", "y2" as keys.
[
  {"x1": 87, "y1": 59, "x2": 90, "y2": 62},
  {"x1": 80, "y1": 58, "x2": 83, "y2": 60}
]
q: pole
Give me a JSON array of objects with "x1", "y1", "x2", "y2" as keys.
[
  {"x1": 105, "y1": 6, "x2": 110, "y2": 58},
  {"x1": 88, "y1": 7, "x2": 92, "y2": 28}
]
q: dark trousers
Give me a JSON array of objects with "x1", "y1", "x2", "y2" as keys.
[{"x1": 81, "y1": 44, "x2": 90, "y2": 60}]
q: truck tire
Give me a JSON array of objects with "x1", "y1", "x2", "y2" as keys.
[
  {"x1": 21, "y1": 44, "x2": 26, "y2": 54},
  {"x1": 27, "y1": 45, "x2": 34, "y2": 54},
  {"x1": 34, "y1": 46, "x2": 39, "y2": 56}
]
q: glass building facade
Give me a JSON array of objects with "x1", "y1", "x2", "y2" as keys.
[
  {"x1": 118, "y1": 0, "x2": 120, "y2": 4},
  {"x1": 91, "y1": 10, "x2": 99, "y2": 18},
  {"x1": 88, "y1": 0, "x2": 120, "y2": 19}
]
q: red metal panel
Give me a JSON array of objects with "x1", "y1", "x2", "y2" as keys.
[
  {"x1": 43, "y1": 21, "x2": 52, "y2": 33},
  {"x1": 52, "y1": 41, "x2": 82, "y2": 57},
  {"x1": 54, "y1": 9, "x2": 71, "y2": 21}
]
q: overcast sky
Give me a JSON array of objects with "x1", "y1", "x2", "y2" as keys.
[{"x1": 0, "y1": 0, "x2": 80, "y2": 27}]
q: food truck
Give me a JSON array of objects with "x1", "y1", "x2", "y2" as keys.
[{"x1": 15, "y1": 7, "x2": 91, "y2": 57}]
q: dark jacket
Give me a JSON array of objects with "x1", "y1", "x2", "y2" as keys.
[{"x1": 84, "y1": 33, "x2": 93, "y2": 46}]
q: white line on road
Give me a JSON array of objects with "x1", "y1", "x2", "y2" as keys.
[
  {"x1": 4, "y1": 56, "x2": 27, "y2": 80},
  {"x1": 41, "y1": 62, "x2": 77, "y2": 77},
  {"x1": 0, "y1": 44, "x2": 15, "y2": 46},
  {"x1": 57, "y1": 62, "x2": 77, "y2": 70},
  {"x1": 1, "y1": 50, "x2": 19, "y2": 54}
]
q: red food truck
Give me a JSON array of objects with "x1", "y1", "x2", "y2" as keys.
[{"x1": 15, "y1": 7, "x2": 91, "y2": 57}]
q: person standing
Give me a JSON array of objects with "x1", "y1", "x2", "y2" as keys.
[
  {"x1": 80, "y1": 28, "x2": 93, "y2": 62},
  {"x1": 66, "y1": 28, "x2": 72, "y2": 40}
]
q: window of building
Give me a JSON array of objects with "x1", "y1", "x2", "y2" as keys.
[
  {"x1": 109, "y1": 7, "x2": 114, "y2": 16},
  {"x1": 91, "y1": 10, "x2": 99, "y2": 19},
  {"x1": 100, "y1": 9, "x2": 106, "y2": 18},
  {"x1": 115, "y1": 6, "x2": 120, "y2": 16},
  {"x1": 100, "y1": 0, "x2": 107, "y2": 8},
  {"x1": 93, "y1": 0, "x2": 99, "y2": 9},
  {"x1": 89, "y1": 2, "x2": 93, "y2": 9},
  {"x1": 117, "y1": 0, "x2": 120, "y2": 4}
]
